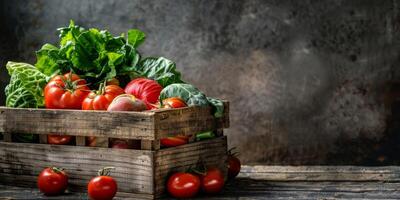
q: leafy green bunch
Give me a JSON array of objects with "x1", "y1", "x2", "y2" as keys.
[
  {"x1": 4, "y1": 20, "x2": 223, "y2": 117},
  {"x1": 35, "y1": 20, "x2": 145, "y2": 87}
]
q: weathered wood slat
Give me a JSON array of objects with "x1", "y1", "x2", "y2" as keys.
[
  {"x1": 239, "y1": 165, "x2": 400, "y2": 181},
  {"x1": 0, "y1": 102, "x2": 229, "y2": 141},
  {"x1": 0, "y1": 142, "x2": 155, "y2": 194},
  {"x1": 0, "y1": 107, "x2": 156, "y2": 140},
  {"x1": 153, "y1": 102, "x2": 229, "y2": 139}
]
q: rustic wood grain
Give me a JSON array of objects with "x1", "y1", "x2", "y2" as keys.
[
  {"x1": 152, "y1": 102, "x2": 229, "y2": 139},
  {"x1": 3, "y1": 177, "x2": 400, "y2": 199},
  {"x1": 3, "y1": 132, "x2": 11, "y2": 142},
  {"x1": 239, "y1": 165, "x2": 400, "y2": 181},
  {"x1": 0, "y1": 142, "x2": 155, "y2": 194},
  {"x1": 39, "y1": 135, "x2": 47, "y2": 144},
  {"x1": 0, "y1": 107, "x2": 156, "y2": 140},
  {"x1": 75, "y1": 136, "x2": 85, "y2": 146},
  {"x1": 0, "y1": 102, "x2": 229, "y2": 141}
]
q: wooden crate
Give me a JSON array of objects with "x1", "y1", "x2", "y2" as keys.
[{"x1": 0, "y1": 102, "x2": 229, "y2": 199}]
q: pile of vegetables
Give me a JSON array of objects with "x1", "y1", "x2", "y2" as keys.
[
  {"x1": 5, "y1": 20, "x2": 223, "y2": 115},
  {"x1": 4, "y1": 20, "x2": 224, "y2": 144}
]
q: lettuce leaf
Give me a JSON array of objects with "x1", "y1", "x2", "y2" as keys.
[
  {"x1": 137, "y1": 57, "x2": 184, "y2": 87},
  {"x1": 159, "y1": 83, "x2": 224, "y2": 117},
  {"x1": 35, "y1": 20, "x2": 145, "y2": 87},
  {"x1": 5, "y1": 62, "x2": 48, "y2": 108}
]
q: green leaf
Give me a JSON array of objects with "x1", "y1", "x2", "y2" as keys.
[
  {"x1": 138, "y1": 57, "x2": 184, "y2": 87},
  {"x1": 207, "y1": 97, "x2": 224, "y2": 118},
  {"x1": 35, "y1": 43, "x2": 71, "y2": 76},
  {"x1": 159, "y1": 83, "x2": 209, "y2": 106},
  {"x1": 159, "y1": 83, "x2": 224, "y2": 117},
  {"x1": 5, "y1": 62, "x2": 48, "y2": 108},
  {"x1": 127, "y1": 29, "x2": 146, "y2": 48}
]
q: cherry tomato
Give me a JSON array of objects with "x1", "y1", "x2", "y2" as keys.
[
  {"x1": 162, "y1": 97, "x2": 187, "y2": 108},
  {"x1": 47, "y1": 135, "x2": 73, "y2": 145},
  {"x1": 167, "y1": 172, "x2": 201, "y2": 198},
  {"x1": 88, "y1": 168, "x2": 118, "y2": 200},
  {"x1": 200, "y1": 168, "x2": 225, "y2": 194},
  {"x1": 82, "y1": 84, "x2": 124, "y2": 110},
  {"x1": 160, "y1": 136, "x2": 189, "y2": 147},
  {"x1": 37, "y1": 167, "x2": 68, "y2": 196},
  {"x1": 44, "y1": 73, "x2": 89, "y2": 109},
  {"x1": 228, "y1": 154, "x2": 241, "y2": 179}
]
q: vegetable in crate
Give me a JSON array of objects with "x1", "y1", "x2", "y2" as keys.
[
  {"x1": 5, "y1": 62, "x2": 48, "y2": 108},
  {"x1": 44, "y1": 73, "x2": 89, "y2": 144},
  {"x1": 136, "y1": 57, "x2": 184, "y2": 87},
  {"x1": 196, "y1": 131, "x2": 215, "y2": 141},
  {"x1": 82, "y1": 84, "x2": 125, "y2": 110},
  {"x1": 160, "y1": 83, "x2": 224, "y2": 117},
  {"x1": 124, "y1": 78, "x2": 162, "y2": 109},
  {"x1": 44, "y1": 73, "x2": 89, "y2": 109},
  {"x1": 162, "y1": 97, "x2": 187, "y2": 108},
  {"x1": 4, "y1": 62, "x2": 48, "y2": 142},
  {"x1": 160, "y1": 135, "x2": 189, "y2": 147},
  {"x1": 35, "y1": 20, "x2": 145, "y2": 87},
  {"x1": 107, "y1": 94, "x2": 147, "y2": 112},
  {"x1": 47, "y1": 134, "x2": 73, "y2": 145},
  {"x1": 37, "y1": 167, "x2": 68, "y2": 196}
]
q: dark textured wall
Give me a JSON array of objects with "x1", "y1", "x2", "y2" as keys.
[{"x1": 1, "y1": 0, "x2": 400, "y2": 165}]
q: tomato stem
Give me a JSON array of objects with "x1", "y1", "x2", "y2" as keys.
[
  {"x1": 51, "y1": 167, "x2": 65, "y2": 174},
  {"x1": 98, "y1": 167, "x2": 115, "y2": 176},
  {"x1": 228, "y1": 147, "x2": 239, "y2": 157}
]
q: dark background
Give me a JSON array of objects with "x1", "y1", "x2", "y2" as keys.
[{"x1": 1, "y1": 0, "x2": 400, "y2": 165}]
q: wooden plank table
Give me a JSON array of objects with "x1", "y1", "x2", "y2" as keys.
[{"x1": 1, "y1": 165, "x2": 400, "y2": 199}]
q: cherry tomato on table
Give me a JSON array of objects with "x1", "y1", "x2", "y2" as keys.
[
  {"x1": 44, "y1": 73, "x2": 90, "y2": 109},
  {"x1": 200, "y1": 167, "x2": 225, "y2": 194},
  {"x1": 37, "y1": 167, "x2": 68, "y2": 196},
  {"x1": 167, "y1": 172, "x2": 201, "y2": 198},
  {"x1": 88, "y1": 167, "x2": 118, "y2": 200},
  {"x1": 82, "y1": 84, "x2": 124, "y2": 110},
  {"x1": 227, "y1": 148, "x2": 241, "y2": 179}
]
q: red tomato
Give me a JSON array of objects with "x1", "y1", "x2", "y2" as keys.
[
  {"x1": 37, "y1": 167, "x2": 68, "y2": 196},
  {"x1": 47, "y1": 135, "x2": 73, "y2": 145},
  {"x1": 124, "y1": 78, "x2": 162, "y2": 109},
  {"x1": 227, "y1": 154, "x2": 241, "y2": 179},
  {"x1": 82, "y1": 84, "x2": 124, "y2": 110},
  {"x1": 162, "y1": 97, "x2": 187, "y2": 108},
  {"x1": 160, "y1": 136, "x2": 189, "y2": 147},
  {"x1": 88, "y1": 168, "x2": 118, "y2": 200},
  {"x1": 167, "y1": 172, "x2": 201, "y2": 198},
  {"x1": 44, "y1": 73, "x2": 89, "y2": 109},
  {"x1": 200, "y1": 168, "x2": 225, "y2": 194},
  {"x1": 106, "y1": 78, "x2": 120, "y2": 86},
  {"x1": 111, "y1": 139, "x2": 130, "y2": 149}
]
